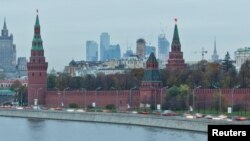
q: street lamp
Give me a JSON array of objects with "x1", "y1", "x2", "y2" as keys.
[
  {"x1": 63, "y1": 87, "x2": 69, "y2": 108},
  {"x1": 150, "y1": 86, "x2": 157, "y2": 111},
  {"x1": 129, "y1": 86, "x2": 137, "y2": 109},
  {"x1": 36, "y1": 88, "x2": 42, "y2": 105},
  {"x1": 94, "y1": 87, "x2": 102, "y2": 112},
  {"x1": 231, "y1": 85, "x2": 240, "y2": 113},
  {"x1": 14, "y1": 88, "x2": 20, "y2": 106},
  {"x1": 160, "y1": 86, "x2": 168, "y2": 110},
  {"x1": 57, "y1": 91, "x2": 61, "y2": 108},
  {"x1": 213, "y1": 85, "x2": 221, "y2": 114},
  {"x1": 111, "y1": 87, "x2": 119, "y2": 112},
  {"x1": 81, "y1": 88, "x2": 87, "y2": 111},
  {"x1": 192, "y1": 85, "x2": 201, "y2": 112}
]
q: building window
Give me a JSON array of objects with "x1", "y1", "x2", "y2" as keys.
[
  {"x1": 32, "y1": 73, "x2": 34, "y2": 76},
  {"x1": 40, "y1": 72, "x2": 42, "y2": 76}
]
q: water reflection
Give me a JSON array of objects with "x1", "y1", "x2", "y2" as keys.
[
  {"x1": 0, "y1": 117, "x2": 206, "y2": 141},
  {"x1": 26, "y1": 118, "x2": 46, "y2": 141}
]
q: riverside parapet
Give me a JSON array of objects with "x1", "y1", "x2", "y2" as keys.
[{"x1": 0, "y1": 109, "x2": 248, "y2": 132}]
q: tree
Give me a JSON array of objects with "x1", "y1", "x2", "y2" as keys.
[
  {"x1": 204, "y1": 62, "x2": 222, "y2": 88},
  {"x1": 47, "y1": 74, "x2": 56, "y2": 89},
  {"x1": 68, "y1": 103, "x2": 79, "y2": 108},
  {"x1": 10, "y1": 80, "x2": 27, "y2": 106},
  {"x1": 10, "y1": 80, "x2": 22, "y2": 90},
  {"x1": 222, "y1": 52, "x2": 235, "y2": 72},
  {"x1": 163, "y1": 85, "x2": 188, "y2": 110},
  {"x1": 221, "y1": 52, "x2": 237, "y2": 88},
  {"x1": 0, "y1": 71, "x2": 5, "y2": 79},
  {"x1": 130, "y1": 68, "x2": 144, "y2": 82},
  {"x1": 238, "y1": 60, "x2": 250, "y2": 88}
]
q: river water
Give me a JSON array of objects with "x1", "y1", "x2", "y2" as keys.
[{"x1": 0, "y1": 117, "x2": 206, "y2": 141}]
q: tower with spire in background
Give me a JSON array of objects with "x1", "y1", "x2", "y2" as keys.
[
  {"x1": 27, "y1": 11, "x2": 48, "y2": 105},
  {"x1": 211, "y1": 37, "x2": 219, "y2": 62},
  {"x1": 0, "y1": 18, "x2": 16, "y2": 73},
  {"x1": 166, "y1": 18, "x2": 186, "y2": 70}
]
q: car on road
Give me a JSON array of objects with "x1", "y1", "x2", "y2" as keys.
[
  {"x1": 161, "y1": 110, "x2": 178, "y2": 116},
  {"x1": 234, "y1": 116, "x2": 248, "y2": 121}
]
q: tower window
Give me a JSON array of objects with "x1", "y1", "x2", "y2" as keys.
[
  {"x1": 40, "y1": 72, "x2": 42, "y2": 76},
  {"x1": 32, "y1": 73, "x2": 34, "y2": 76}
]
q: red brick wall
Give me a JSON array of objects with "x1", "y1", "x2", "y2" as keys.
[
  {"x1": 45, "y1": 90, "x2": 140, "y2": 109},
  {"x1": 44, "y1": 88, "x2": 250, "y2": 110},
  {"x1": 194, "y1": 89, "x2": 250, "y2": 110}
]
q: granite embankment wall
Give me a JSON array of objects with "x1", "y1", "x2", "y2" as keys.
[{"x1": 0, "y1": 109, "x2": 246, "y2": 132}]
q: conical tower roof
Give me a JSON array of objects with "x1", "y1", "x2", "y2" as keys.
[
  {"x1": 32, "y1": 13, "x2": 43, "y2": 51},
  {"x1": 147, "y1": 52, "x2": 158, "y2": 64},
  {"x1": 172, "y1": 19, "x2": 180, "y2": 44}
]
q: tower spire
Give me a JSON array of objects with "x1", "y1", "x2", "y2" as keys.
[
  {"x1": 211, "y1": 36, "x2": 219, "y2": 62},
  {"x1": 3, "y1": 18, "x2": 7, "y2": 30},
  {"x1": 172, "y1": 18, "x2": 180, "y2": 44},
  {"x1": 1, "y1": 18, "x2": 8, "y2": 37},
  {"x1": 213, "y1": 36, "x2": 217, "y2": 54},
  {"x1": 32, "y1": 10, "x2": 43, "y2": 50},
  {"x1": 35, "y1": 10, "x2": 40, "y2": 27}
]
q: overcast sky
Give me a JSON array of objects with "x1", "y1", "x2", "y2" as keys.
[{"x1": 1, "y1": 0, "x2": 250, "y2": 71}]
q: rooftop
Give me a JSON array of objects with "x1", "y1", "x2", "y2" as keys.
[{"x1": 0, "y1": 89, "x2": 15, "y2": 96}]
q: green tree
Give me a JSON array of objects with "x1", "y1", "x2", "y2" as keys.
[
  {"x1": 238, "y1": 60, "x2": 250, "y2": 88},
  {"x1": 222, "y1": 52, "x2": 235, "y2": 72},
  {"x1": 68, "y1": 103, "x2": 79, "y2": 108},
  {"x1": 10, "y1": 80, "x2": 27, "y2": 106},
  {"x1": 130, "y1": 68, "x2": 144, "y2": 82},
  {"x1": 221, "y1": 52, "x2": 237, "y2": 88},
  {"x1": 204, "y1": 62, "x2": 222, "y2": 87},
  {"x1": 164, "y1": 85, "x2": 188, "y2": 110},
  {"x1": 47, "y1": 74, "x2": 56, "y2": 89}
]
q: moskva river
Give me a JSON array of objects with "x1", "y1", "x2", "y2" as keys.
[{"x1": 0, "y1": 117, "x2": 206, "y2": 141}]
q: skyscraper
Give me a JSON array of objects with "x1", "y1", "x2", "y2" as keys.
[
  {"x1": 158, "y1": 34, "x2": 169, "y2": 63},
  {"x1": 100, "y1": 32, "x2": 110, "y2": 61},
  {"x1": 145, "y1": 45, "x2": 156, "y2": 57},
  {"x1": 0, "y1": 19, "x2": 16, "y2": 72},
  {"x1": 136, "y1": 38, "x2": 146, "y2": 59},
  {"x1": 211, "y1": 37, "x2": 219, "y2": 62},
  {"x1": 106, "y1": 44, "x2": 121, "y2": 60},
  {"x1": 166, "y1": 19, "x2": 186, "y2": 70},
  {"x1": 86, "y1": 41, "x2": 98, "y2": 61},
  {"x1": 17, "y1": 57, "x2": 28, "y2": 77}
]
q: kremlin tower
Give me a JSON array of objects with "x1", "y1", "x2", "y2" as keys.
[
  {"x1": 166, "y1": 19, "x2": 186, "y2": 70},
  {"x1": 27, "y1": 12, "x2": 48, "y2": 105}
]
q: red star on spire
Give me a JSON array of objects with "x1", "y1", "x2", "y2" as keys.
[{"x1": 174, "y1": 17, "x2": 178, "y2": 23}]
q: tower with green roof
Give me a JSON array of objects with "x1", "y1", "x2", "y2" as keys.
[
  {"x1": 140, "y1": 52, "x2": 162, "y2": 108},
  {"x1": 27, "y1": 12, "x2": 48, "y2": 105},
  {"x1": 166, "y1": 19, "x2": 186, "y2": 70}
]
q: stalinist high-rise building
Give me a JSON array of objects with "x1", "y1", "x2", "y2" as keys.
[
  {"x1": 211, "y1": 37, "x2": 219, "y2": 62},
  {"x1": 0, "y1": 19, "x2": 16, "y2": 72}
]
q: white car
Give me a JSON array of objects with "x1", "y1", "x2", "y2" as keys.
[{"x1": 66, "y1": 109, "x2": 75, "y2": 112}]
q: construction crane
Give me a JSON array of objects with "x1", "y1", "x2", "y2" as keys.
[{"x1": 194, "y1": 48, "x2": 208, "y2": 60}]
